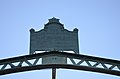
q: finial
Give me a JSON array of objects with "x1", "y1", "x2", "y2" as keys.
[
  {"x1": 49, "y1": 17, "x2": 60, "y2": 23},
  {"x1": 30, "y1": 28, "x2": 35, "y2": 32},
  {"x1": 44, "y1": 17, "x2": 64, "y2": 26},
  {"x1": 73, "y1": 28, "x2": 78, "y2": 32}
]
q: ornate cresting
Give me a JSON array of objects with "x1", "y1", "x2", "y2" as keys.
[
  {"x1": 29, "y1": 17, "x2": 79, "y2": 71},
  {"x1": 29, "y1": 17, "x2": 79, "y2": 55},
  {"x1": 0, "y1": 18, "x2": 120, "y2": 77},
  {"x1": 29, "y1": 17, "x2": 79, "y2": 79}
]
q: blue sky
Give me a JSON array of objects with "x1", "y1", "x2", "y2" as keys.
[{"x1": 0, "y1": 0, "x2": 120, "y2": 79}]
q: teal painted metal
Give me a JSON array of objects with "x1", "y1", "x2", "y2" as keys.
[
  {"x1": 29, "y1": 17, "x2": 79, "y2": 54},
  {"x1": 0, "y1": 51, "x2": 120, "y2": 76}
]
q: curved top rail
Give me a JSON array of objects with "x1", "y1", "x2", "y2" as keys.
[{"x1": 0, "y1": 51, "x2": 120, "y2": 76}]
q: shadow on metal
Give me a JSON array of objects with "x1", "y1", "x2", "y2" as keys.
[
  {"x1": 0, "y1": 51, "x2": 120, "y2": 76},
  {"x1": 0, "y1": 64, "x2": 120, "y2": 76}
]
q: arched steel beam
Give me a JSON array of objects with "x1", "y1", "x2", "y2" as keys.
[
  {"x1": 0, "y1": 51, "x2": 120, "y2": 76},
  {"x1": 0, "y1": 64, "x2": 120, "y2": 76}
]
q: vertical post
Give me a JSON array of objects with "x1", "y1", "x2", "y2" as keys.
[{"x1": 52, "y1": 68, "x2": 56, "y2": 79}]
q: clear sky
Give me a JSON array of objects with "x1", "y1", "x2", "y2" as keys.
[{"x1": 0, "y1": 0, "x2": 120, "y2": 79}]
